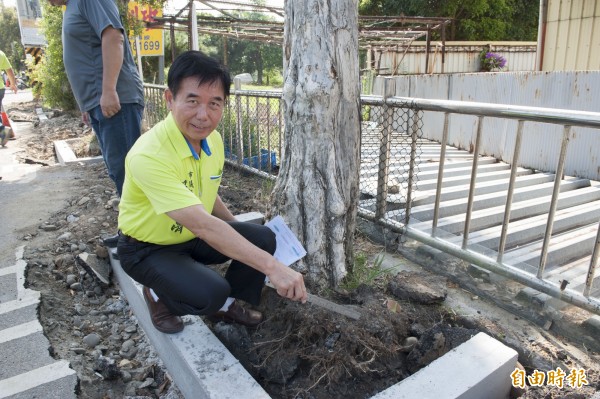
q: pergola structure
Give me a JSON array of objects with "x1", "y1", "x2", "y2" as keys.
[{"x1": 149, "y1": 0, "x2": 453, "y2": 74}]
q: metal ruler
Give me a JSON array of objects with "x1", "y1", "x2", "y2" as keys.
[{"x1": 266, "y1": 282, "x2": 360, "y2": 320}]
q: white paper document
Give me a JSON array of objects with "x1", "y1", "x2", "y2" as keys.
[{"x1": 265, "y1": 215, "x2": 307, "y2": 266}]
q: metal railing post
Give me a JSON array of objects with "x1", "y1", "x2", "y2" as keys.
[
  {"x1": 405, "y1": 110, "x2": 419, "y2": 225},
  {"x1": 375, "y1": 78, "x2": 396, "y2": 220},
  {"x1": 432, "y1": 113, "x2": 450, "y2": 237},
  {"x1": 538, "y1": 125, "x2": 571, "y2": 278},
  {"x1": 234, "y1": 77, "x2": 243, "y2": 167},
  {"x1": 497, "y1": 120, "x2": 524, "y2": 263},
  {"x1": 462, "y1": 116, "x2": 484, "y2": 249},
  {"x1": 584, "y1": 222, "x2": 600, "y2": 297}
]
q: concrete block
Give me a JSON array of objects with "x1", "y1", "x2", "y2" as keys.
[
  {"x1": 53, "y1": 139, "x2": 103, "y2": 166},
  {"x1": 54, "y1": 140, "x2": 77, "y2": 165},
  {"x1": 372, "y1": 332, "x2": 518, "y2": 399},
  {"x1": 236, "y1": 211, "x2": 264, "y2": 224}
]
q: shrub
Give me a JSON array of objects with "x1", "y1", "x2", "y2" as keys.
[{"x1": 479, "y1": 51, "x2": 507, "y2": 72}]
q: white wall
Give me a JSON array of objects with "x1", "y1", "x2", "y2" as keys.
[{"x1": 372, "y1": 71, "x2": 600, "y2": 180}]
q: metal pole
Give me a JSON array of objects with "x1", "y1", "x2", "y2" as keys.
[
  {"x1": 405, "y1": 111, "x2": 419, "y2": 225},
  {"x1": 135, "y1": 37, "x2": 143, "y2": 79},
  {"x1": 432, "y1": 113, "x2": 449, "y2": 237},
  {"x1": 234, "y1": 77, "x2": 243, "y2": 167},
  {"x1": 497, "y1": 120, "x2": 524, "y2": 262},
  {"x1": 170, "y1": 23, "x2": 176, "y2": 61},
  {"x1": 584, "y1": 221, "x2": 600, "y2": 297},
  {"x1": 158, "y1": 56, "x2": 164, "y2": 85},
  {"x1": 190, "y1": 1, "x2": 198, "y2": 51},
  {"x1": 538, "y1": 125, "x2": 571, "y2": 278},
  {"x1": 375, "y1": 78, "x2": 396, "y2": 220},
  {"x1": 462, "y1": 116, "x2": 484, "y2": 249}
]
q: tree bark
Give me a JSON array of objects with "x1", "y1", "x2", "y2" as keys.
[{"x1": 271, "y1": 0, "x2": 361, "y2": 288}]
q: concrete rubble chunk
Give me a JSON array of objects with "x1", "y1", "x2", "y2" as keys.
[
  {"x1": 77, "y1": 251, "x2": 111, "y2": 286},
  {"x1": 387, "y1": 271, "x2": 448, "y2": 304}
]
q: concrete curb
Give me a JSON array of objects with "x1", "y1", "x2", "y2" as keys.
[
  {"x1": 371, "y1": 332, "x2": 518, "y2": 399},
  {"x1": 53, "y1": 139, "x2": 103, "y2": 165},
  {"x1": 109, "y1": 212, "x2": 270, "y2": 399},
  {"x1": 109, "y1": 252, "x2": 270, "y2": 399}
]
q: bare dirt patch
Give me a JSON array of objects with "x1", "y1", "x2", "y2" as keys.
[{"x1": 9, "y1": 100, "x2": 599, "y2": 398}]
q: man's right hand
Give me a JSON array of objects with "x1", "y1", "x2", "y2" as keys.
[
  {"x1": 100, "y1": 89, "x2": 121, "y2": 118},
  {"x1": 267, "y1": 262, "x2": 308, "y2": 303}
]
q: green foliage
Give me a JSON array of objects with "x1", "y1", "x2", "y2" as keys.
[
  {"x1": 358, "y1": 0, "x2": 538, "y2": 41},
  {"x1": 220, "y1": 107, "x2": 262, "y2": 156},
  {"x1": 117, "y1": 0, "x2": 168, "y2": 36},
  {"x1": 219, "y1": 97, "x2": 281, "y2": 170},
  {"x1": 0, "y1": 4, "x2": 25, "y2": 71},
  {"x1": 262, "y1": 68, "x2": 283, "y2": 87},
  {"x1": 35, "y1": 2, "x2": 76, "y2": 110},
  {"x1": 341, "y1": 252, "x2": 389, "y2": 291}
]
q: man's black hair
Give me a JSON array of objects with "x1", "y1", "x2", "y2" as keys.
[{"x1": 167, "y1": 51, "x2": 231, "y2": 98}]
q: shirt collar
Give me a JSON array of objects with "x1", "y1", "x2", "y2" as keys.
[
  {"x1": 184, "y1": 137, "x2": 212, "y2": 160},
  {"x1": 164, "y1": 113, "x2": 212, "y2": 160}
]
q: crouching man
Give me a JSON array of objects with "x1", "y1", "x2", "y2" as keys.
[{"x1": 117, "y1": 51, "x2": 307, "y2": 334}]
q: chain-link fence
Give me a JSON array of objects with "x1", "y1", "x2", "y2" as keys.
[
  {"x1": 360, "y1": 98, "x2": 423, "y2": 226},
  {"x1": 143, "y1": 84, "x2": 168, "y2": 130},
  {"x1": 219, "y1": 90, "x2": 283, "y2": 175}
]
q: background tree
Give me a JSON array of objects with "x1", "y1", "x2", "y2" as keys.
[
  {"x1": 358, "y1": 0, "x2": 538, "y2": 41},
  {"x1": 33, "y1": 1, "x2": 76, "y2": 110},
  {"x1": 0, "y1": 3, "x2": 25, "y2": 71},
  {"x1": 202, "y1": 7, "x2": 283, "y2": 86},
  {"x1": 219, "y1": 38, "x2": 281, "y2": 85},
  {"x1": 270, "y1": 0, "x2": 361, "y2": 288}
]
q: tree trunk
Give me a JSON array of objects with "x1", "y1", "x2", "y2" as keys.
[
  {"x1": 270, "y1": 0, "x2": 361, "y2": 288},
  {"x1": 257, "y1": 46, "x2": 263, "y2": 85}
]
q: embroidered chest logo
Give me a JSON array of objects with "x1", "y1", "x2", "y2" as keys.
[
  {"x1": 181, "y1": 171, "x2": 195, "y2": 192},
  {"x1": 171, "y1": 171, "x2": 195, "y2": 235}
]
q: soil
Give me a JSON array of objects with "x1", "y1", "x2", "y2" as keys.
[{"x1": 6, "y1": 99, "x2": 599, "y2": 399}]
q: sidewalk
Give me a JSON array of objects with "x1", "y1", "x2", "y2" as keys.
[{"x1": 0, "y1": 95, "x2": 79, "y2": 398}]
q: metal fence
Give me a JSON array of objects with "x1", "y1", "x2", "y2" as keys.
[
  {"x1": 142, "y1": 82, "x2": 600, "y2": 316},
  {"x1": 358, "y1": 89, "x2": 600, "y2": 316}
]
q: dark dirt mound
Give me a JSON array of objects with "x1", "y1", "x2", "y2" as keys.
[{"x1": 211, "y1": 283, "x2": 480, "y2": 399}]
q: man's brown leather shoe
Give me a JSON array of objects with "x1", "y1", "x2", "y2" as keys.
[
  {"x1": 209, "y1": 300, "x2": 263, "y2": 328},
  {"x1": 143, "y1": 287, "x2": 184, "y2": 334}
]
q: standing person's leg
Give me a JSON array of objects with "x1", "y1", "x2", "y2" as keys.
[
  {"x1": 0, "y1": 88, "x2": 5, "y2": 111},
  {"x1": 88, "y1": 103, "x2": 143, "y2": 196},
  {"x1": 0, "y1": 89, "x2": 7, "y2": 146}
]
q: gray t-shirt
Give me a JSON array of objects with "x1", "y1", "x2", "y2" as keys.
[{"x1": 62, "y1": 0, "x2": 144, "y2": 112}]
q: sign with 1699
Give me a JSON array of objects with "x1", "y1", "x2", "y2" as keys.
[{"x1": 128, "y1": 2, "x2": 163, "y2": 57}]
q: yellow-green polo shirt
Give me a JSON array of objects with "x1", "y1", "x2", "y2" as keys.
[
  {"x1": 118, "y1": 112, "x2": 224, "y2": 244},
  {"x1": 0, "y1": 51, "x2": 11, "y2": 90}
]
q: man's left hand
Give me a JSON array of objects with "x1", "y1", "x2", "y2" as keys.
[{"x1": 100, "y1": 89, "x2": 121, "y2": 118}]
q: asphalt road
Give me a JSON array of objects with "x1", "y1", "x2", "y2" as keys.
[{"x1": 0, "y1": 89, "x2": 78, "y2": 398}]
